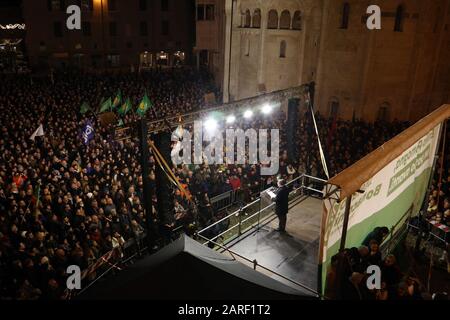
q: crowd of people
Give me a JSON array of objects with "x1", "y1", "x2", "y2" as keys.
[
  {"x1": 0, "y1": 67, "x2": 416, "y2": 300},
  {"x1": 426, "y1": 126, "x2": 450, "y2": 228},
  {"x1": 326, "y1": 231, "x2": 428, "y2": 300},
  {"x1": 0, "y1": 68, "x2": 217, "y2": 299}
]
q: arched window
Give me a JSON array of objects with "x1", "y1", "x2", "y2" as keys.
[
  {"x1": 340, "y1": 2, "x2": 350, "y2": 29},
  {"x1": 244, "y1": 38, "x2": 250, "y2": 56},
  {"x1": 267, "y1": 9, "x2": 278, "y2": 29},
  {"x1": 240, "y1": 12, "x2": 245, "y2": 27},
  {"x1": 244, "y1": 9, "x2": 251, "y2": 28},
  {"x1": 280, "y1": 40, "x2": 287, "y2": 58},
  {"x1": 394, "y1": 5, "x2": 404, "y2": 32},
  {"x1": 377, "y1": 102, "x2": 390, "y2": 121},
  {"x1": 292, "y1": 11, "x2": 302, "y2": 30},
  {"x1": 280, "y1": 10, "x2": 291, "y2": 29},
  {"x1": 329, "y1": 98, "x2": 340, "y2": 118},
  {"x1": 252, "y1": 9, "x2": 261, "y2": 28}
]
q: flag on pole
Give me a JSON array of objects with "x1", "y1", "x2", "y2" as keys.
[
  {"x1": 112, "y1": 90, "x2": 122, "y2": 109},
  {"x1": 136, "y1": 93, "x2": 152, "y2": 117},
  {"x1": 99, "y1": 97, "x2": 112, "y2": 113},
  {"x1": 306, "y1": 92, "x2": 330, "y2": 179},
  {"x1": 80, "y1": 101, "x2": 91, "y2": 114},
  {"x1": 118, "y1": 98, "x2": 132, "y2": 116},
  {"x1": 30, "y1": 124, "x2": 44, "y2": 141},
  {"x1": 81, "y1": 120, "x2": 95, "y2": 145}
]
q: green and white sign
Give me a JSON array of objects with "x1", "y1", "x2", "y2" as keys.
[{"x1": 320, "y1": 124, "x2": 441, "y2": 294}]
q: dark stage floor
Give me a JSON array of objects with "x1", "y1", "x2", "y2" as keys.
[{"x1": 223, "y1": 196, "x2": 323, "y2": 294}]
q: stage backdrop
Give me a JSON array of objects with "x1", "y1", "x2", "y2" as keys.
[{"x1": 319, "y1": 104, "x2": 450, "y2": 295}]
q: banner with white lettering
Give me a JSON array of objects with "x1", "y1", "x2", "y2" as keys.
[
  {"x1": 320, "y1": 123, "x2": 441, "y2": 294},
  {"x1": 81, "y1": 120, "x2": 95, "y2": 146}
]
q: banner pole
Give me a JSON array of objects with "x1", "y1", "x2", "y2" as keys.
[
  {"x1": 334, "y1": 195, "x2": 352, "y2": 299},
  {"x1": 339, "y1": 195, "x2": 353, "y2": 252}
]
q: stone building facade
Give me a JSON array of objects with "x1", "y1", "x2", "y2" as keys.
[
  {"x1": 199, "y1": 0, "x2": 450, "y2": 122},
  {"x1": 23, "y1": 0, "x2": 195, "y2": 70},
  {"x1": 195, "y1": 0, "x2": 227, "y2": 90}
]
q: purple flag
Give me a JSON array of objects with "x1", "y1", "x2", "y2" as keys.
[{"x1": 81, "y1": 120, "x2": 95, "y2": 145}]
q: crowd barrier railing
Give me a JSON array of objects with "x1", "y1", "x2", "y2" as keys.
[
  {"x1": 210, "y1": 189, "x2": 236, "y2": 212},
  {"x1": 67, "y1": 173, "x2": 326, "y2": 299},
  {"x1": 380, "y1": 205, "x2": 414, "y2": 257},
  {"x1": 114, "y1": 85, "x2": 307, "y2": 139},
  {"x1": 66, "y1": 232, "x2": 148, "y2": 299},
  {"x1": 195, "y1": 173, "x2": 326, "y2": 248},
  {"x1": 195, "y1": 232, "x2": 325, "y2": 299}
]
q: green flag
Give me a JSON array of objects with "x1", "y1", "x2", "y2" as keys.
[
  {"x1": 136, "y1": 93, "x2": 152, "y2": 117},
  {"x1": 118, "y1": 98, "x2": 132, "y2": 116},
  {"x1": 99, "y1": 97, "x2": 112, "y2": 113},
  {"x1": 79, "y1": 101, "x2": 90, "y2": 114},
  {"x1": 117, "y1": 119, "x2": 124, "y2": 127},
  {"x1": 112, "y1": 90, "x2": 122, "y2": 109}
]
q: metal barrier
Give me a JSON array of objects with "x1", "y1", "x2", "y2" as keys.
[
  {"x1": 67, "y1": 233, "x2": 148, "y2": 299},
  {"x1": 69, "y1": 173, "x2": 326, "y2": 299},
  {"x1": 196, "y1": 173, "x2": 326, "y2": 248},
  {"x1": 195, "y1": 232, "x2": 325, "y2": 299},
  {"x1": 210, "y1": 189, "x2": 236, "y2": 212},
  {"x1": 380, "y1": 205, "x2": 414, "y2": 257},
  {"x1": 115, "y1": 85, "x2": 308, "y2": 139}
]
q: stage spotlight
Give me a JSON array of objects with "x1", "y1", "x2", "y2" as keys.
[
  {"x1": 243, "y1": 110, "x2": 253, "y2": 119},
  {"x1": 261, "y1": 104, "x2": 272, "y2": 115},
  {"x1": 226, "y1": 115, "x2": 236, "y2": 124},
  {"x1": 204, "y1": 117, "x2": 218, "y2": 133}
]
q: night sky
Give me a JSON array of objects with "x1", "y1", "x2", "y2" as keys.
[{"x1": 0, "y1": 0, "x2": 21, "y2": 8}]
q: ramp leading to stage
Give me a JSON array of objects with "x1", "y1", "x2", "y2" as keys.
[{"x1": 224, "y1": 196, "x2": 323, "y2": 292}]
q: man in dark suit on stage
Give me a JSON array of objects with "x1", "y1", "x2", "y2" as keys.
[{"x1": 274, "y1": 179, "x2": 289, "y2": 232}]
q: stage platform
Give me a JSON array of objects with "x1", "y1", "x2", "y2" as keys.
[{"x1": 222, "y1": 196, "x2": 323, "y2": 294}]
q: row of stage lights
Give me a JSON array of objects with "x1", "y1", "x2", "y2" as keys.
[{"x1": 203, "y1": 103, "x2": 275, "y2": 133}]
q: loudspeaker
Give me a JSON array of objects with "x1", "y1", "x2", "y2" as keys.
[
  {"x1": 154, "y1": 131, "x2": 175, "y2": 226},
  {"x1": 287, "y1": 98, "x2": 300, "y2": 164}
]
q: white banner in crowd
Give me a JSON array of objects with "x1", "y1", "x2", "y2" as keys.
[{"x1": 320, "y1": 123, "x2": 441, "y2": 293}]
